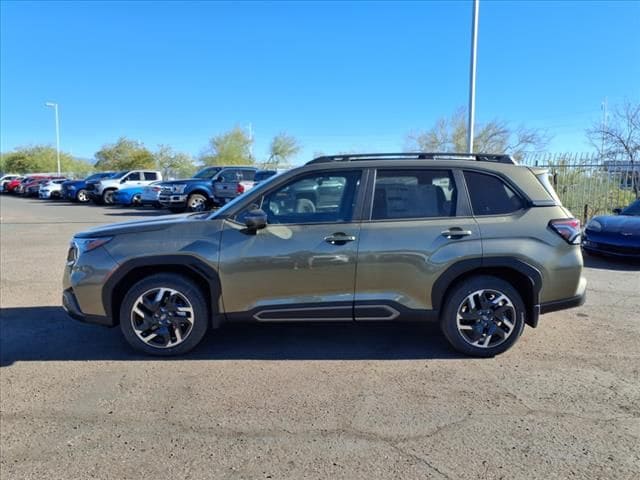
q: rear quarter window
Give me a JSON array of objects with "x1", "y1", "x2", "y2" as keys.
[{"x1": 464, "y1": 171, "x2": 525, "y2": 216}]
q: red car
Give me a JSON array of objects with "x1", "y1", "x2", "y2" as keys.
[{"x1": 5, "y1": 176, "x2": 27, "y2": 193}]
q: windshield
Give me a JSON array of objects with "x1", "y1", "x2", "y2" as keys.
[
  {"x1": 621, "y1": 199, "x2": 640, "y2": 216},
  {"x1": 110, "y1": 170, "x2": 129, "y2": 179},
  {"x1": 193, "y1": 167, "x2": 222, "y2": 179},
  {"x1": 86, "y1": 172, "x2": 113, "y2": 181}
]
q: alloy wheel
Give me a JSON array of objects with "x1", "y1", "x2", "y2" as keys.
[
  {"x1": 130, "y1": 287, "x2": 195, "y2": 348},
  {"x1": 189, "y1": 196, "x2": 206, "y2": 211},
  {"x1": 456, "y1": 289, "x2": 516, "y2": 348}
]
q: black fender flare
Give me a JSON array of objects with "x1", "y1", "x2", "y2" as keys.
[
  {"x1": 102, "y1": 254, "x2": 222, "y2": 326},
  {"x1": 431, "y1": 257, "x2": 543, "y2": 328}
]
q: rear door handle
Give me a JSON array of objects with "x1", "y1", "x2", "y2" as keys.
[
  {"x1": 324, "y1": 233, "x2": 356, "y2": 245},
  {"x1": 441, "y1": 228, "x2": 473, "y2": 239}
]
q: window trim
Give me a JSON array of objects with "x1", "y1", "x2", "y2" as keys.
[
  {"x1": 228, "y1": 168, "x2": 367, "y2": 227},
  {"x1": 461, "y1": 169, "x2": 531, "y2": 217},
  {"x1": 363, "y1": 167, "x2": 464, "y2": 222}
]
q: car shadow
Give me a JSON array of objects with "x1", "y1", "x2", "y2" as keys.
[
  {"x1": 103, "y1": 209, "x2": 171, "y2": 217},
  {"x1": 583, "y1": 253, "x2": 640, "y2": 271},
  {"x1": 0, "y1": 306, "x2": 463, "y2": 366}
]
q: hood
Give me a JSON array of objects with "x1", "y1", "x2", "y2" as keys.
[
  {"x1": 74, "y1": 212, "x2": 213, "y2": 238},
  {"x1": 63, "y1": 179, "x2": 86, "y2": 186},
  {"x1": 589, "y1": 214, "x2": 640, "y2": 234}
]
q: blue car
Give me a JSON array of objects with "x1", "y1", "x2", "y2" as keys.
[
  {"x1": 62, "y1": 172, "x2": 116, "y2": 202},
  {"x1": 113, "y1": 185, "x2": 146, "y2": 206},
  {"x1": 582, "y1": 199, "x2": 640, "y2": 258}
]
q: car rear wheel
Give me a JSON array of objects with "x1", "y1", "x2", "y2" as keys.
[
  {"x1": 440, "y1": 275, "x2": 525, "y2": 357},
  {"x1": 119, "y1": 274, "x2": 209, "y2": 356},
  {"x1": 76, "y1": 189, "x2": 89, "y2": 203},
  {"x1": 132, "y1": 194, "x2": 142, "y2": 206}
]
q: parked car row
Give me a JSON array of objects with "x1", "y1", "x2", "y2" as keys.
[{"x1": 1, "y1": 166, "x2": 281, "y2": 213}]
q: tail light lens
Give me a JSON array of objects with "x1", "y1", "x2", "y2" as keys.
[
  {"x1": 152, "y1": 187, "x2": 161, "y2": 192},
  {"x1": 549, "y1": 218, "x2": 581, "y2": 244},
  {"x1": 237, "y1": 184, "x2": 245, "y2": 194}
]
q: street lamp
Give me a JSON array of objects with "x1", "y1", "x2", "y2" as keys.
[
  {"x1": 467, "y1": 0, "x2": 479, "y2": 153},
  {"x1": 45, "y1": 102, "x2": 61, "y2": 175}
]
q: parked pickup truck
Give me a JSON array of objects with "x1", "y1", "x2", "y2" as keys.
[{"x1": 158, "y1": 166, "x2": 259, "y2": 213}]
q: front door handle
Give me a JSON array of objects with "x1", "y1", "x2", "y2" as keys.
[
  {"x1": 441, "y1": 228, "x2": 473, "y2": 239},
  {"x1": 324, "y1": 232, "x2": 356, "y2": 245}
]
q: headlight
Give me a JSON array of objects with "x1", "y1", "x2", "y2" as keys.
[
  {"x1": 587, "y1": 219, "x2": 602, "y2": 232},
  {"x1": 70, "y1": 237, "x2": 113, "y2": 261},
  {"x1": 172, "y1": 184, "x2": 187, "y2": 194}
]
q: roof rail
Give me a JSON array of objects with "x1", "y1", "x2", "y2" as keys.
[{"x1": 306, "y1": 152, "x2": 516, "y2": 165}]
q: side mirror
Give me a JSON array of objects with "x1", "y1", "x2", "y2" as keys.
[
  {"x1": 244, "y1": 209, "x2": 268, "y2": 231},
  {"x1": 613, "y1": 208, "x2": 622, "y2": 215},
  {"x1": 120, "y1": 178, "x2": 127, "y2": 184}
]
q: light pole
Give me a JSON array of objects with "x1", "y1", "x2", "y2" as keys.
[
  {"x1": 45, "y1": 102, "x2": 61, "y2": 175},
  {"x1": 467, "y1": 0, "x2": 479, "y2": 153}
]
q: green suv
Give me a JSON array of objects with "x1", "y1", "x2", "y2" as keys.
[{"x1": 62, "y1": 153, "x2": 586, "y2": 357}]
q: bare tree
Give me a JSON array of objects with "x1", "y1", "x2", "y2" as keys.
[
  {"x1": 406, "y1": 107, "x2": 549, "y2": 161},
  {"x1": 587, "y1": 99, "x2": 640, "y2": 161},
  {"x1": 587, "y1": 99, "x2": 640, "y2": 196}
]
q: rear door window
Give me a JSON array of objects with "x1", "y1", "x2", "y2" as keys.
[
  {"x1": 463, "y1": 171, "x2": 524, "y2": 215},
  {"x1": 143, "y1": 172, "x2": 158, "y2": 180},
  {"x1": 371, "y1": 169, "x2": 457, "y2": 220}
]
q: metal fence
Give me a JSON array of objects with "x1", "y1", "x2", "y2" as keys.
[{"x1": 520, "y1": 152, "x2": 639, "y2": 222}]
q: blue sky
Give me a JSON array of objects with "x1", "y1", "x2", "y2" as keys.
[{"x1": 1, "y1": 0, "x2": 639, "y2": 164}]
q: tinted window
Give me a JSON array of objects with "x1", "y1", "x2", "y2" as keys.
[
  {"x1": 255, "y1": 170, "x2": 276, "y2": 182},
  {"x1": 143, "y1": 172, "x2": 158, "y2": 180},
  {"x1": 260, "y1": 171, "x2": 361, "y2": 225},
  {"x1": 194, "y1": 167, "x2": 222, "y2": 179},
  {"x1": 125, "y1": 172, "x2": 141, "y2": 181},
  {"x1": 219, "y1": 169, "x2": 240, "y2": 182},
  {"x1": 240, "y1": 170, "x2": 256, "y2": 181},
  {"x1": 372, "y1": 170, "x2": 457, "y2": 220},
  {"x1": 464, "y1": 171, "x2": 524, "y2": 215}
]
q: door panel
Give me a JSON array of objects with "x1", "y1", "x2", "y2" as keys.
[
  {"x1": 219, "y1": 220, "x2": 360, "y2": 316},
  {"x1": 354, "y1": 218, "x2": 481, "y2": 313}
]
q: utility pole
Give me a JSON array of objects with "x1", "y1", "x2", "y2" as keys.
[
  {"x1": 248, "y1": 123, "x2": 254, "y2": 161},
  {"x1": 600, "y1": 97, "x2": 608, "y2": 158},
  {"x1": 45, "y1": 102, "x2": 61, "y2": 175},
  {"x1": 467, "y1": 0, "x2": 479, "y2": 153}
]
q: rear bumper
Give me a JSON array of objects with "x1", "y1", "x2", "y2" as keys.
[
  {"x1": 63, "y1": 289, "x2": 113, "y2": 327},
  {"x1": 540, "y1": 277, "x2": 587, "y2": 314}
]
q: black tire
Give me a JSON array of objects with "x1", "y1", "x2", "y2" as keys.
[
  {"x1": 440, "y1": 275, "x2": 526, "y2": 358},
  {"x1": 132, "y1": 194, "x2": 142, "y2": 206},
  {"x1": 119, "y1": 273, "x2": 209, "y2": 356},
  {"x1": 102, "y1": 189, "x2": 116, "y2": 205},
  {"x1": 187, "y1": 193, "x2": 208, "y2": 212},
  {"x1": 76, "y1": 189, "x2": 89, "y2": 203}
]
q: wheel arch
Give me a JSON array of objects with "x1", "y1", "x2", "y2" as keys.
[
  {"x1": 102, "y1": 255, "x2": 222, "y2": 328},
  {"x1": 432, "y1": 257, "x2": 542, "y2": 328}
]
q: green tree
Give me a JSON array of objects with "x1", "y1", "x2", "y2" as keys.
[
  {"x1": 201, "y1": 127, "x2": 254, "y2": 166},
  {"x1": 154, "y1": 145, "x2": 196, "y2": 179},
  {"x1": 94, "y1": 137, "x2": 155, "y2": 171},
  {"x1": 266, "y1": 133, "x2": 301, "y2": 167},
  {"x1": 0, "y1": 145, "x2": 92, "y2": 176},
  {"x1": 406, "y1": 107, "x2": 549, "y2": 161}
]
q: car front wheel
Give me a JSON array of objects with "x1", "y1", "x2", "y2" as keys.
[
  {"x1": 119, "y1": 274, "x2": 209, "y2": 356},
  {"x1": 440, "y1": 275, "x2": 525, "y2": 357},
  {"x1": 102, "y1": 189, "x2": 116, "y2": 205}
]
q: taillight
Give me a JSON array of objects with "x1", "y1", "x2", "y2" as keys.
[
  {"x1": 549, "y1": 218, "x2": 581, "y2": 244},
  {"x1": 152, "y1": 187, "x2": 161, "y2": 192},
  {"x1": 237, "y1": 184, "x2": 245, "y2": 194}
]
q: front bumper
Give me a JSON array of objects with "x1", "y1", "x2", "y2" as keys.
[
  {"x1": 159, "y1": 194, "x2": 187, "y2": 207},
  {"x1": 63, "y1": 288, "x2": 113, "y2": 327},
  {"x1": 39, "y1": 191, "x2": 51, "y2": 199},
  {"x1": 582, "y1": 240, "x2": 640, "y2": 258}
]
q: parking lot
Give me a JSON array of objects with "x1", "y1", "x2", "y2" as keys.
[{"x1": 1, "y1": 193, "x2": 639, "y2": 479}]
